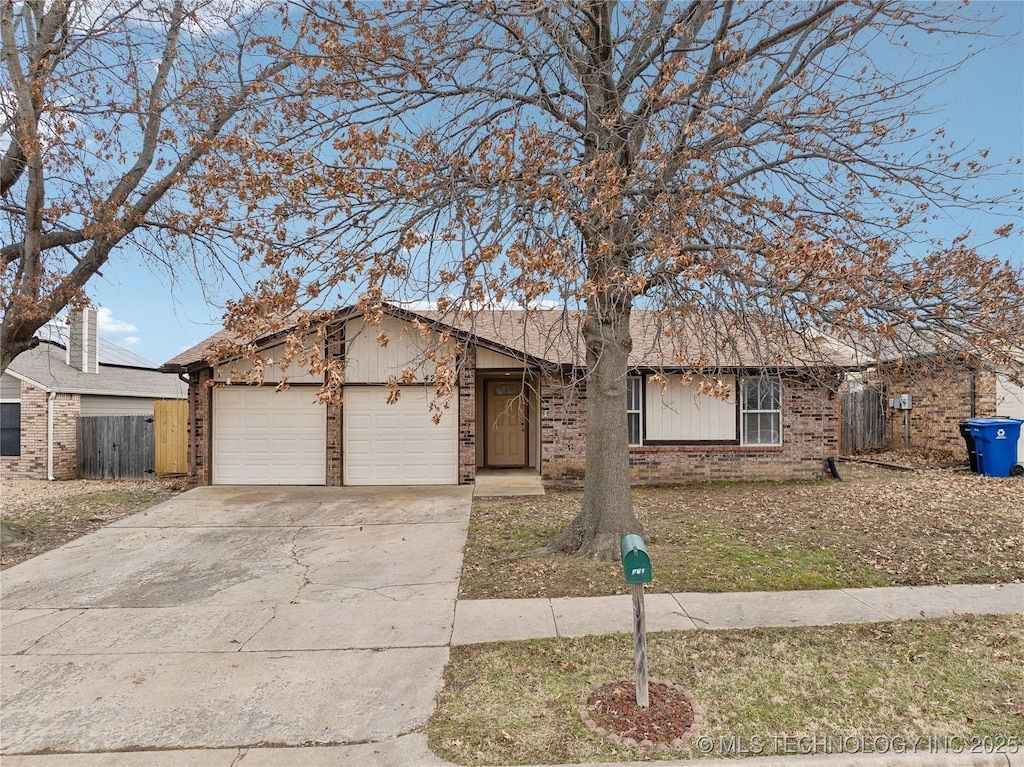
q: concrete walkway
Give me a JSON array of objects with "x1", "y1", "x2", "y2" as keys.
[
  {"x1": 473, "y1": 468, "x2": 546, "y2": 497},
  {"x1": 453, "y1": 582, "x2": 1024, "y2": 645}
]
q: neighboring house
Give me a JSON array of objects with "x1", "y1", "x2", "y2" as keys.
[
  {"x1": 162, "y1": 305, "x2": 857, "y2": 488},
  {"x1": 867, "y1": 349, "x2": 1024, "y2": 461},
  {"x1": 1, "y1": 309, "x2": 188, "y2": 480}
]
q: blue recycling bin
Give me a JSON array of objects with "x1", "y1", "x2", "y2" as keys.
[{"x1": 967, "y1": 418, "x2": 1023, "y2": 477}]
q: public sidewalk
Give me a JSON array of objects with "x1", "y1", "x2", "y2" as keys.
[
  {"x1": 452, "y1": 582, "x2": 1024, "y2": 645},
  {"x1": 456, "y1": 582, "x2": 1023, "y2": 767}
]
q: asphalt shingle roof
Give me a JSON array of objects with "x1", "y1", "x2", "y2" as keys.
[
  {"x1": 8, "y1": 342, "x2": 187, "y2": 399},
  {"x1": 163, "y1": 306, "x2": 860, "y2": 372}
]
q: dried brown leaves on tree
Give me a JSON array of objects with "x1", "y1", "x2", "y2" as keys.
[
  {"x1": 209, "y1": 1, "x2": 1022, "y2": 559},
  {"x1": 7, "y1": 2, "x2": 1020, "y2": 560},
  {"x1": 0, "y1": 0, "x2": 300, "y2": 373}
]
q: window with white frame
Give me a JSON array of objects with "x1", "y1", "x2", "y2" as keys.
[
  {"x1": 741, "y1": 376, "x2": 782, "y2": 445},
  {"x1": 626, "y1": 376, "x2": 643, "y2": 445}
]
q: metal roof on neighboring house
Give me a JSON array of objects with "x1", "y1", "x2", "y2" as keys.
[
  {"x1": 7, "y1": 341, "x2": 187, "y2": 399},
  {"x1": 35, "y1": 323, "x2": 160, "y2": 370}
]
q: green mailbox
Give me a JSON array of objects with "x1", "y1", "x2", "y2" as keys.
[{"x1": 620, "y1": 534, "x2": 652, "y2": 584}]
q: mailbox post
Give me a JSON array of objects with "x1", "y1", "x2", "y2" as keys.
[{"x1": 620, "y1": 534, "x2": 652, "y2": 708}]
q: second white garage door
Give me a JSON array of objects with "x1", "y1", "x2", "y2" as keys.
[
  {"x1": 213, "y1": 387, "x2": 326, "y2": 485},
  {"x1": 344, "y1": 386, "x2": 458, "y2": 485}
]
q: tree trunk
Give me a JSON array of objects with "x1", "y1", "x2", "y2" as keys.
[
  {"x1": 545, "y1": 299, "x2": 645, "y2": 560},
  {"x1": 0, "y1": 314, "x2": 42, "y2": 375}
]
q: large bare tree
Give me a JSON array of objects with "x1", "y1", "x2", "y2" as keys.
[
  {"x1": 195, "y1": 2, "x2": 1024, "y2": 559},
  {"x1": 0, "y1": 0, "x2": 299, "y2": 373}
]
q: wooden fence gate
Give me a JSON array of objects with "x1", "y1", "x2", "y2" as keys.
[
  {"x1": 77, "y1": 415, "x2": 155, "y2": 479},
  {"x1": 154, "y1": 399, "x2": 188, "y2": 475},
  {"x1": 841, "y1": 385, "x2": 887, "y2": 455}
]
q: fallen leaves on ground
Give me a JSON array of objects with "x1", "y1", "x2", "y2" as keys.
[
  {"x1": 461, "y1": 458, "x2": 1024, "y2": 599},
  {"x1": 1, "y1": 477, "x2": 188, "y2": 569}
]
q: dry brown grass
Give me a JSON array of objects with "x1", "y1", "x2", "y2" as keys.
[
  {"x1": 1, "y1": 477, "x2": 187, "y2": 568},
  {"x1": 429, "y1": 614, "x2": 1024, "y2": 765},
  {"x1": 461, "y1": 463, "x2": 1024, "y2": 599}
]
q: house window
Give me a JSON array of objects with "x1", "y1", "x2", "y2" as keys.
[
  {"x1": 627, "y1": 376, "x2": 643, "y2": 446},
  {"x1": 741, "y1": 376, "x2": 782, "y2": 446},
  {"x1": 1, "y1": 403, "x2": 21, "y2": 457}
]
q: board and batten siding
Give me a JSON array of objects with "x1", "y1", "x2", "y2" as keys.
[
  {"x1": 0, "y1": 374, "x2": 21, "y2": 400},
  {"x1": 994, "y1": 371, "x2": 1024, "y2": 460},
  {"x1": 476, "y1": 347, "x2": 526, "y2": 370},
  {"x1": 344, "y1": 316, "x2": 453, "y2": 383},
  {"x1": 644, "y1": 375, "x2": 737, "y2": 441},
  {"x1": 80, "y1": 395, "x2": 157, "y2": 417},
  {"x1": 215, "y1": 338, "x2": 324, "y2": 384}
]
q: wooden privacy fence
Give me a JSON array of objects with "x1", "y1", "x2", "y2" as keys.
[
  {"x1": 77, "y1": 415, "x2": 154, "y2": 480},
  {"x1": 154, "y1": 399, "x2": 188, "y2": 475},
  {"x1": 841, "y1": 385, "x2": 886, "y2": 455}
]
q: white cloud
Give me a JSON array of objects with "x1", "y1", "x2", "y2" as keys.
[
  {"x1": 121, "y1": 335, "x2": 141, "y2": 346},
  {"x1": 96, "y1": 306, "x2": 137, "y2": 334}
]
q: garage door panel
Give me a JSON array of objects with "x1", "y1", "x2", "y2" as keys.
[
  {"x1": 344, "y1": 387, "x2": 457, "y2": 486},
  {"x1": 213, "y1": 387, "x2": 326, "y2": 485}
]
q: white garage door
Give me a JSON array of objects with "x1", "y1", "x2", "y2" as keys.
[
  {"x1": 213, "y1": 387, "x2": 326, "y2": 485},
  {"x1": 344, "y1": 386, "x2": 458, "y2": 485}
]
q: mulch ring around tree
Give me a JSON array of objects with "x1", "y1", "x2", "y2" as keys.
[{"x1": 579, "y1": 678, "x2": 703, "y2": 750}]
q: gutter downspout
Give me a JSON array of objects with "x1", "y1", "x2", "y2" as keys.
[
  {"x1": 47, "y1": 391, "x2": 56, "y2": 481},
  {"x1": 177, "y1": 372, "x2": 193, "y2": 478}
]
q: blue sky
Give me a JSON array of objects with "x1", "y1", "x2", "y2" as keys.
[{"x1": 80, "y1": 7, "x2": 1024, "y2": 367}]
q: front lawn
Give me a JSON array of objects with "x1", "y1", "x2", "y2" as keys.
[
  {"x1": 1, "y1": 478, "x2": 186, "y2": 569},
  {"x1": 460, "y1": 463, "x2": 1023, "y2": 599},
  {"x1": 429, "y1": 614, "x2": 1024, "y2": 765}
]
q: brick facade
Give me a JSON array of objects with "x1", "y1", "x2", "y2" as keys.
[
  {"x1": 875, "y1": 361, "x2": 996, "y2": 459},
  {"x1": 458, "y1": 346, "x2": 477, "y2": 484},
  {"x1": 188, "y1": 368, "x2": 214, "y2": 486},
  {"x1": 541, "y1": 371, "x2": 839, "y2": 485},
  {"x1": 326, "y1": 324, "x2": 344, "y2": 487},
  {"x1": 0, "y1": 382, "x2": 81, "y2": 480},
  {"x1": 539, "y1": 372, "x2": 588, "y2": 482},
  {"x1": 181, "y1": 333, "x2": 842, "y2": 487}
]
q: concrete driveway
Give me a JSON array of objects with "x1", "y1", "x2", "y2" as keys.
[{"x1": 1, "y1": 485, "x2": 472, "y2": 765}]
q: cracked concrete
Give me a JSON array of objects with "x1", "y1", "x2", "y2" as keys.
[{"x1": 1, "y1": 485, "x2": 472, "y2": 764}]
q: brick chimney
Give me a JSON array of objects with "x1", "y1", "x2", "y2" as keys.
[{"x1": 66, "y1": 307, "x2": 100, "y2": 374}]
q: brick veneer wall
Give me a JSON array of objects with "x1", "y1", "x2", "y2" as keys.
[
  {"x1": 182, "y1": 346, "x2": 840, "y2": 487},
  {"x1": 540, "y1": 371, "x2": 588, "y2": 482},
  {"x1": 50, "y1": 393, "x2": 80, "y2": 479},
  {"x1": 541, "y1": 371, "x2": 839, "y2": 485},
  {"x1": 0, "y1": 383, "x2": 81, "y2": 480},
  {"x1": 188, "y1": 368, "x2": 213, "y2": 486},
  {"x1": 878, "y1": 362, "x2": 996, "y2": 458},
  {"x1": 459, "y1": 347, "x2": 476, "y2": 484},
  {"x1": 326, "y1": 324, "x2": 344, "y2": 486}
]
